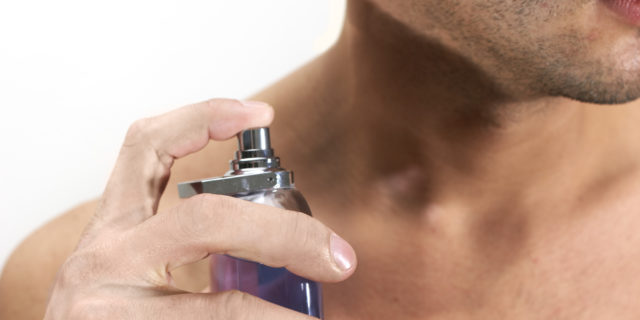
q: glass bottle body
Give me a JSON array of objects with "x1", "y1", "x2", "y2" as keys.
[{"x1": 210, "y1": 188, "x2": 323, "y2": 319}]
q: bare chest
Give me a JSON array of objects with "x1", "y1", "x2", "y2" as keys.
[{"x1": 319, "y1": 199, "x2": 640, "y2": 320}]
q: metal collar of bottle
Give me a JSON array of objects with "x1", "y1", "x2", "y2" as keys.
[
  {"x1": 178, "y1": 127, "x2": 295, "y2": 198},
  {"x1": 178, "y1": 170, "x2": 294, "y2": 198}
]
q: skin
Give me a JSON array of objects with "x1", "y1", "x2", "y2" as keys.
[{"x1": 3, "y1": 0, "x2": 640, "y2": 318}]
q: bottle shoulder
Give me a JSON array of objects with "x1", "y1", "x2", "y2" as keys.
[{"x1": 236, "y1": 188, "x2": 312, "y2": 216}]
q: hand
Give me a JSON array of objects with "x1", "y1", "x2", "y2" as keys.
[{"x1": 44, "y1": 99, "x2": 357, "y2": 319}]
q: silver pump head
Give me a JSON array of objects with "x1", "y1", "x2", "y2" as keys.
[
  {"x1": 239, "y1": 127, "x2": 271, "y2": 151},
  {"x1": 177, "y1": 127, "x2": 293, "y2": 198},
  {"x1": 230, "y1": 127, "x2": 281, "y2": 173}
]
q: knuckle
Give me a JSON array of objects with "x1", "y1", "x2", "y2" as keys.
[
  {"x1": 283, "y1": 212, "x2": 320, "y2": 250},
  {"x1": 57, "y1": 234, "x2": 123, "y2": 289},
  {"x1": 206, "y1": 194, "x2": 243, "y2": 218},
  {"x1": 274, "y1": 211, "x2": 328, "y2": 267},
  {"x1": 124, "y1": 117, "x2": 153, "y2": 145},
  {"x1": 206, "y1": 98, "x2": 238, "y2": 110},
  {"x1": 58, "y1": 250, "x2": 101, "y2": 288},
  {"x1": 178, "y1": 194, "x2": 238, "y2": 237},
  {"x1": 220, "y1": 290, "x2": 260, "y2": 320}
]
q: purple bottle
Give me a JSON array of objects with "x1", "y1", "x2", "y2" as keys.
[{"x1": 178, "y1": 127, "x2": 323, "y2": 319}]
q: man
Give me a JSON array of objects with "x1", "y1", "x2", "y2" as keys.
[{"x1": 2, "y1": 0, "x2": 640, "y2": 318}]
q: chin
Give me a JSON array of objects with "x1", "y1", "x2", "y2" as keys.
[
  {"x1": 539, "y1": 55, "x2": 640, "y2": 105},
  {"x1": 554, "y1": 83, "x2": 640, "y2": 105}
]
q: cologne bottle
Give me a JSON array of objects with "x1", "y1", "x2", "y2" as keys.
[{"x1": 178, "y1": 127, "x2": 323, "y2": 318}]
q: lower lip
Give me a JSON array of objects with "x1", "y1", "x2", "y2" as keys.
[{"x1": 600, "y1": 0, "x2": 640, "y2": 26}]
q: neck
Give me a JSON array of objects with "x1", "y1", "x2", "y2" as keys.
[
  {"x1": 271, "y1": 1, "x2": 639, "y2": 217},
  {"x1": 246, "y1": 3, "x2": 640, "y2": 318}
]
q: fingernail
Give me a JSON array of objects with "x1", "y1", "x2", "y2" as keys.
[
  {"x1": 330, "y1": 233, "x2": 356, "y2": 272},
  {"x1": 241, "y1": 100, "x2": 270, "y2": 108}
]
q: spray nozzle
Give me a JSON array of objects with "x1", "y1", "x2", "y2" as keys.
[{"x1": 230, "y1": 127, "x2": 281, "y2": 172}]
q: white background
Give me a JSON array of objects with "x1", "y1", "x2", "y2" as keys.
[{"x1": 0, "y1": 0, "x2": 346, "y2": 271}]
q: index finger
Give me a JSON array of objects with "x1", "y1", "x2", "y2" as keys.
[{"x1": 97, "y1": 99, "x2": 274, "y2": 229}]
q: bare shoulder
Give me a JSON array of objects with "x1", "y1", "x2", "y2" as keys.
[
  {"x1": 0, "y1": 200, "x2": 98, "y2": 320},
  {"x1": 0, "y1": 141, "x2": 232, "y2": 319}
]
